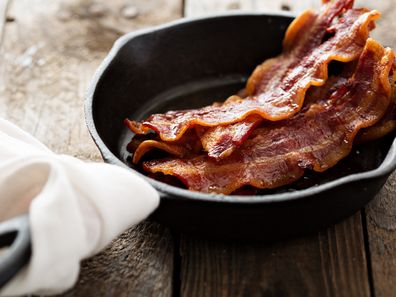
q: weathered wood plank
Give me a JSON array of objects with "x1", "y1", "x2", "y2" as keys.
[
  {"x1": 0, "y1": 0, "x2": 181, "y2": 296},
  {"x1": 183, "y1": 0, "x2": 320, "y2": 17},
  {"x1": 183, "y1": 0, "x2": 388, "y2": 17},
  {"x1": 59, "y1": 222, "x2": 174, "y2": 297},
  {"x1": 180, "y1": 1, "x2": 376, "y2": 296},
  {"x1": 180, "y1": 214, "x2": 371, "y2": 297},
  {"x1": 366, "y1": 173, "x2": 396, "y2": 297}
]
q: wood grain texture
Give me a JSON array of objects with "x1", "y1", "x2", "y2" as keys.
[
  {"x1": 366, "y1": 173, "x2": 396, "y2": 297},
  {"x1": 0, "y1": 0, "x2": 181, "y2": 296},
  {"x1": 0, "y1": 0, "x2": 181, "y2": 158},
  {"x1": 183, "y1": 0, "x2": 320, "y2": 17},
  {"x1": 180, "y1": 214, "x2": 371, "y2": 297},
  {"x1": 58, "y1": 222, "x2": 174, "y2": 297},
  {"x1": 183, "y1": 0, "x2": 389, "y2": 18},
  {"x1": 1, "y1": 0, "x2": 394, "y2": 296}
]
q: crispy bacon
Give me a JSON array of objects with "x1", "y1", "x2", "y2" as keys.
[
  {"x1": 198, "y1": 115, "x2": 263, "y2": 159},
  {"x1": 132, "y1": 140, "x2": 188, "y2": 164},
  {"x1": 126, "y1": 1, "x2": 380, "y2": 150},
  {"x1": 357, "y1": 85, "x2": 396, "y2": 143},
  {"x1": 192, "y1": 5, "x2": 380, "y2": 160},
  {"x1": 129, "y1": 130, "x2": 201, "y2": 164},
  {"x1": 143, "y1": 40, "x2": 394, "y2": 194},
  {"x1": 131, "y1": 72, "x2": 352, "y2": 163},
  {"x1": 200, "y1": 73, "x2": 352, "y2": 160}
]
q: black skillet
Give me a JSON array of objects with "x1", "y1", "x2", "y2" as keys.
[
  {"x1": 1, "y1": 12, "x2": 396, "y2": 288},
  {"x1": 85, "y1": 12, "x2": 396, "y2": 240}
]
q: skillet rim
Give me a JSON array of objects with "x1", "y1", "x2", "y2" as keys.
[{"x1": 85, "y1": 12, "x2": 396, "y2": 204}]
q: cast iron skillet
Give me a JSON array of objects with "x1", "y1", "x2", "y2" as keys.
[
  {"x1": 1, "y1": 12, "x2": 396, "y2": 288},
  {"x1": 85, "y1": 12, "x2": 396, "y2": 240}
]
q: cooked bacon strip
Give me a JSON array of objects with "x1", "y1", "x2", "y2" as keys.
[
  {"x1": 193, "y1": 6, "x2": 380, "y2": 160},
  {"x1": 198, "y1": 115, "x2": 263, "y2": 159},
  {"x1": 357, "y1": 85, "x2": 396, "y2": 143},
  {"x1": 132, "y1": 140, "x2": 188, "y2": 164},
  {"x1": 129, "y1": 130, "x2": 202, "y2": 164},
  {"x1": 127, "y1": 2, "x2": 380, "y2": 147},
  {"x1": 200, "y1": 73, "x2": 352, "y2": 160},
  {"x1": 131, "y1": 74, "x2": 348, "y2": 162},
  {"x1": 133, "y1": 73, "x2": 352, "y2": 162},
  {"x1": 143, "y1": 40, "x2": 394, "y2": 194},
  {"x1": 358, "y1": 116, "x2": 396, "y2": 143}
]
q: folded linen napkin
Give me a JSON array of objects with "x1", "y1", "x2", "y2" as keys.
[{"x1": 0, "y1": 118, "x2": 159, "y2": 296}]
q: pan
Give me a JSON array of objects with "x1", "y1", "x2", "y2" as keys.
[
  {"x1": 1, "y1": 12, "x2": 396, "y2": 288},
  {"x1": 84, "y1": 12, "x2": 396, "y2": 240}
]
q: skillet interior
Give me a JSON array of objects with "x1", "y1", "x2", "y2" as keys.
[{"x1": 87, "y1": 13, "x2": 396, "y2": 240}]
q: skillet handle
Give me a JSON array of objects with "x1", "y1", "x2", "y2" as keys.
[{"x1": 0, "y1": 215, "x2": 31, "y2": 290}]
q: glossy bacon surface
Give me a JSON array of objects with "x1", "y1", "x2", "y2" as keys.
[
  {"x1": 127, "y1": 1, "x2": 380, "y2": 147},
  {"x1": 189, "y1": 4, "x2": 380, "y2": 160},
  {"x1": 198, "y1": 115, "x2": 263, "y2": 159},
  {"x1": 357, "y1": 85, "x2": 396, "y2": 143},
  {"x1": 143, "y1": 40, "x2": 394, "y2": 194},
  {"x1": 129, "y1": 130, "x2": 201, "y2": 164}
]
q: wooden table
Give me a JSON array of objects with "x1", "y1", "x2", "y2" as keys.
[{"x1": 0, "y1": 0, "x2": 395, "y2": 296}]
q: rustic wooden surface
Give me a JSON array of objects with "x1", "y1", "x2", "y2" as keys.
[
  {"x1": 0, "y1": 0, "x2": 395, "y2": 296},
  {"x1": 180, "y1": 215, "x2": 370, "y2": 297},
  {"x1": 59, "y1": 223, "x2": 174, "y2": 297}
]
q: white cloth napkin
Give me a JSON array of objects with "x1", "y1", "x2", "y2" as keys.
[{"x1": 0, "y1": 118, "x2": 159, "y2": 296}]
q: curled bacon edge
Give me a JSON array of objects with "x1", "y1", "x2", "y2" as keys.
[
  {"x1": 125, "y1": 1, "x2": 380, "y2": 154},
  {"x1": 141, "y1": 39, "x2": 395, "y2": 194}
]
